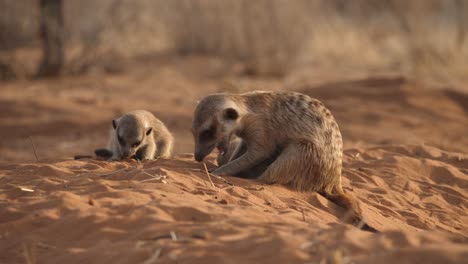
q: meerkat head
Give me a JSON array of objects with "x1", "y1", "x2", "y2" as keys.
[
  {"x1": 113, "y1": 114, "x2": 153, "y2": 159},
  {"x1": 192, "y1": 95, "x2": 244, "y2": 162}
]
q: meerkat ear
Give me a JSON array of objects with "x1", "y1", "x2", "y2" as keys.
[
  {"x1": 223, "y1": 108, "x2": 238, "y2": 120},
  {"x1": 146, "y1": 127, "x2": 153, "y2": 136},
  {"x1": 112, "y1": 119, "x2": 117, "y2": 130}
]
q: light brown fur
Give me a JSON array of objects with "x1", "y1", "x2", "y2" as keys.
[
  {"x1": 97, "y1": 110, "x2": 173, "y2": 160},
  {"x1": 192, "y1": 91, "x2": 376, "y2": 231}
]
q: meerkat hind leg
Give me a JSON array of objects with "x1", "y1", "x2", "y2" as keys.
[
  {"x1": 233, "y1": 142, "x2": 282, "y2": 179},
  {"x1": 156, "y1": 140, "x2": 172, "y2": 158},
  {"x1": 258, "y1": 142, "x2": 334, "y2": 192}
]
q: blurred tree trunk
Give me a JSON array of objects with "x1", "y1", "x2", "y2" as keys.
[{"x1": 37, "y1": 0, "x2": 64, "y2": 77}]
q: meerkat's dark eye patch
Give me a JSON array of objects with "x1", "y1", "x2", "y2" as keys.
[
  {"x1": 146, "y1": 127, "x2": 153, "y2": 136},
  {"x1": 223, "y1": 108, "x2": 238, "y2": 120},
  {"x1": 117, "y1": 135, "x2": 125, "y2": 145},
  {"x1": 131, "y1": 141, "x2": 141, "y2": 148},
  {"x1": 200, "y1": 127, "x2": 215, "y2": 142}
]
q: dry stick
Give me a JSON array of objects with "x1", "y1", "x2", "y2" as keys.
[
  {"x1": 142, "y1": 248, "x2": 162, "y2": 264},
  {"x1": 169, "y1": 231, "x2": 178, "y2": 241},
  {"x1": 140, "y1": 171, "x2": 167, "y2": 183},
  {"x1": 203, "y1": 163, "x2": 216, "y2": 188},
  {"x1": 98, "y1": 167, "x2": 129, "y2": 177},
  {"x1": 212, "y1": 174, "x2": 234, "y2": 186},
  {"x1": 140, "y1": 177, "x2": 166, "y2": 183},
  {"x1": 28, "y1": 136, "x2": 39, "y2": 162},
  {"x1": 22, "y1": 243, "x2": 36, "y2": 264},
  {"x1": 36, "y1": 242, "x2": 56, "y2": 250},
  {"x1": 142, "y1": 171, "x2": 165, "y2": 179},
  {"x1": 20, "y1": 187, "x2": 35, "y2": 193}
]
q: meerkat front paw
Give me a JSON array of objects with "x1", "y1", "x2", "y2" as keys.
[
  {"x1": 211, "y1": 166, "x2": 232, "y2": 176},
  {"x1": 210, "y1": 168, "x2": 223, "y2": 176}
]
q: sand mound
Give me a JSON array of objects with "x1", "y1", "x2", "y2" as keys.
[
  {"x1": 1, "y1": 60, "x2": 468, "y2": 262},
  {"x1": 1, "y1": 144, "x2": 467, "y2": 263}
]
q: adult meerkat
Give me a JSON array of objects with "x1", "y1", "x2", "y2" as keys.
[
  {"x1": 95, "y1": 110, "x2": 173, "y2": 160},
  {"x1": 192, "y1": 91, "x2": 376, "y2": 231}
]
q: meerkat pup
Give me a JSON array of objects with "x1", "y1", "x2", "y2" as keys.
[
  {"x1": 95, "y1": 110, "x2": 174, "y2": 161},
  {"x1": 192, "y1": 91, "x2": 376, "y2": 231}
]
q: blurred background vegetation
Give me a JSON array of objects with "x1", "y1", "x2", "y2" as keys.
[{"x1": 0, "y1": 0, "x2": 467, "y2": 83}]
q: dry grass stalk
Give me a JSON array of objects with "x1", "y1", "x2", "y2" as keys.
[
  {"x1": 36, "y1": 241, "x2": 56, "y2": 250},
  {"x1": 169, "y1": 231, "x2": 178, "y2": 241},
  {"x1": 22, "y1": 243, "x2": 36, "y2": 264},
  {"x1": 28, "y1": 136, "x2": 39, "y2": 162},
  {"x1": 98, "y1": 168, "x2": 128, "y2": 176},
  {"x1": 20, "y1": 187, "x2": 35, "y2": 192},
  {"x1": 141, "y1": 171, "x2": 167, "y2": 183},
  {"x1": 142, "y1": 248, "x2": 162, "y2": 264},
  {"x1": 203, "y1": 163, "x2": 216, "y2": 188}
]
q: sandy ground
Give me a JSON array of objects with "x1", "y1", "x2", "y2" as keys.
[{"x1": 0, "y1": 57, "x2": 467, "y2": 263}]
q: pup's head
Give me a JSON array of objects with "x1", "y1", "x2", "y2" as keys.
[
  {"x1": 192, "y1": 95, "x2": 243, "y2": 162},
  {"x1": 113, "y1": 114, "x2": 152, "y2": 158}
]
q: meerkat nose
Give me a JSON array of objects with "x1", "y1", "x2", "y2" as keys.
[{"x1": 194, "y1": 152, "x2": 205, "y2": 162}]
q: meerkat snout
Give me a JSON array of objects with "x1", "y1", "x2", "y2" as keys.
[
  {"x1": 115, "y1": 121, "x2": 153, "y2": 158},
  {"x1": 193, "y1": 124, "x2": 216, "y2": 162},
  {"x1": 192, "y1": 97, "x2": 242, "y2": 162}
]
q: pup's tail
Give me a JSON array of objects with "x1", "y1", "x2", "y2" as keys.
[
  {"x1": 74, "y1": 155, "x2": 93, "y2": 160},
  {"x1": 94, "y1": 148, "x2": 113, "y2": 159}
]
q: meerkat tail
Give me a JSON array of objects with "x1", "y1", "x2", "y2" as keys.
[
  {"x1": 74, "y1": 155, "x2": 94, "y2": 160},
  {"x1": 95, "y1": 148, "x2": 114, "y2": 159},
  {"x1": 320, "y1": 189, "x2": 378, "y2": 233}
]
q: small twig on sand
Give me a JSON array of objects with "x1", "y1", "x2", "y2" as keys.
[
  {"x1": 36, "y1": 242, "x2": 56, "y2": 250},
  {"x1": 212, "y1": 175, "x2": 234, "y2": 186},
  {"x1": 98, "y1": 168, "x2": 128, "y2": 177},
  {"x1": 28, "y1": 137, "x2": 39, "y2": 162},
  {"x1": 22, "y1": 243, "x2": 36, "y2": 264},
  {"x1": 142, "y1": 171, "x2": 163, "y2": 179},
  {"x1": 203, "y1": 163, "x2": 216, "y2": 188},
  {"x1": 170, "y1": 231, "x2": 178, "y2": 241},
  {"x1": 20, "y1": 187, "x2": 35, "y2": 193},
  {"x1": 142, "y1": 248, "x2": 162, "y2": 264},
  {"x1": 141, "y1": 172, "x2": 167, "y2": 184},
  {"x1": 301, "y1": 209, "x2": 306, "y2": 222}
]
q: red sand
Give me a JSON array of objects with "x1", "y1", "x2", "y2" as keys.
[{"x1": 0, "y1": 58, "x2": 467, "y2": 263}]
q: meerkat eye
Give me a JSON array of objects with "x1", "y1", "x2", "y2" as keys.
[
  {"x1": 200, "y1": 128, "x2": 215, "y2": 142},
  {"x1": 223, "y1": 108, "x2": 238, "y2": 120},
  {"x1": 132, "y1": 141, "x2": 141, "y2": 148},
  {"x1": 117, "y1": 135, "x2": 125, "y2": 145}
]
